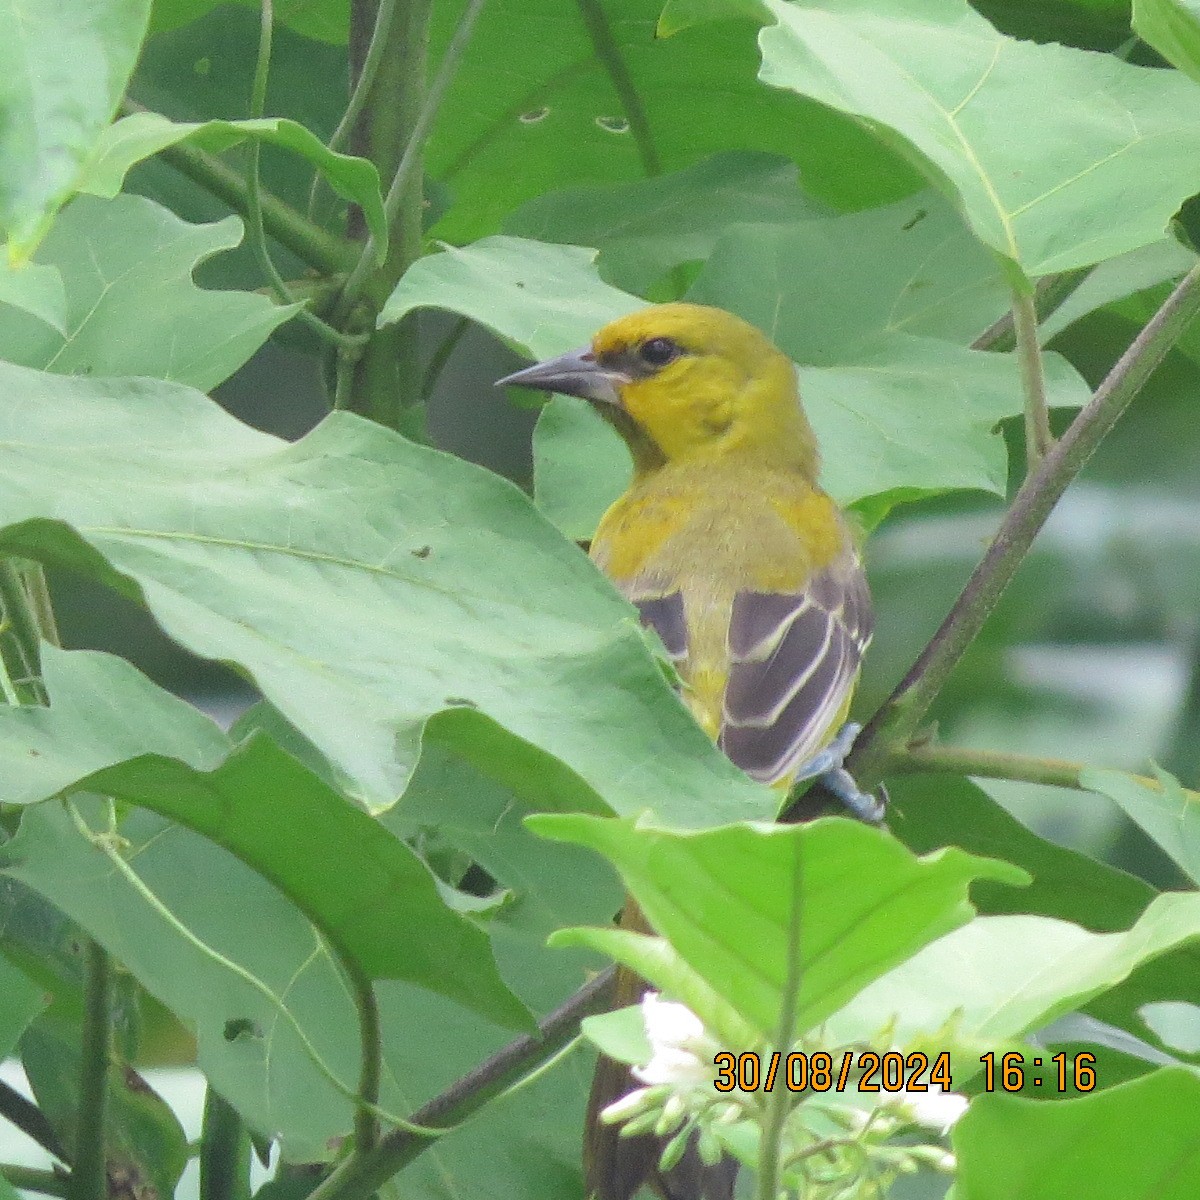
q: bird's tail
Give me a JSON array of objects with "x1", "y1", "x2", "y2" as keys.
[{"x1": 583, "y1": 899, "x2": 737, "y2": 1200}]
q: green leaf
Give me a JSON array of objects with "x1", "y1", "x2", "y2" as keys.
[
  {"x1": 379, "y1": 237, "x2": 640, "y2": 354},
  {"x1": 0, "y1": 0, "x2": 151, "y2": 256},
  {"x1": 580, "y1": 1004, "x2": 651, "y2": 1066},
  {"x1": 22, "y1": 1019, "x2": 188, "y2": 1200},
  {"x1": 534, "y1": 815, "x2": 1026, "y2": 1040},
  {"x1": 532, "y1": 396, "x2": 632, "y2": 543},
  {"x1": 504, "y1": 150, "x2": 824, "y2": 295},
  {"x1": 823, "y1": 893, "x2": 1200, "y2": 1066},
  {"x1": 887, "y1": 774, "x2": 1159, "y2": 932},
  {"x1": 0, "y1": 648, "x2": 528, "y2": 1027},
  {"x1": 0, "y1": 194, "x2": 298, "y2": 389},
  {"x1": 657, "y1": 0, "x2": 770, "y2": 36},
  {"x1": 78, "y1": 111, "x2": 386, "y2": 262},
  {"x1": 86, "y1": 741, "x2": 530, "y2": 1024},
  {"x1": 955, "y1": 1069, "x2": 1200, "y2": 1199},
  {"x1": 5, "y1": 801, "x2": 358, "y2": 1160},
  {"x1": 0, "y1": 645, "x2": 229, "y2": 804},
  {"x1": 0, "y1": 952, "x2": 47, "y2": 1059},
  {"x1": 1081, "y1": 767, "x2": 1200, "y2": 886},
  {"x1": 0, "y1": 362, "x2": 768, "y2": 826},
  {"x1": 756, "y1": 0, "x2": 1200, "y2": 278},
  {"x1": 426, "y1": 0, "x2": 918, "y2": 242},
  {"x1": 1133, "y1": 0, "x2": 1200, "y2": 83},
  {"x1": 149, "y1": 0, "x2": 349, "y2": 43},
  {"x1": 0, "y1": 261, "x2": 67, "y2": 334},
  {"x1": 1040, "y1": 239, "x2": 1197, "y2": 341}
]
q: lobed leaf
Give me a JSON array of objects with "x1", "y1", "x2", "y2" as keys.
[
  {"x1": 0, "y1": 194, "x2": 297, "y2": 390},
  {"x1": 0, "y1": 362, "x2": 767, "y2": 825},
  {"x1": 756, "y1": 0, "x2": 1200, "y2": 279},
  {"x1": 534, "y1": 814, "x2": 1026, "y2": 1040}
]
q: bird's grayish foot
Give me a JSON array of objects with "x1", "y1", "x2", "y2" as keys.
[{"x1": 794, "y1": 722, "x2": 888, "y2": 824}]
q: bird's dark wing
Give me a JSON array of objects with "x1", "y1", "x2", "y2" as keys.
[
  {"x1": 719, "y1": 559, "x2": 872, "y2": 784},
  {"x1": 632, "y1": 592, "x2": 688, "y2": 663}
]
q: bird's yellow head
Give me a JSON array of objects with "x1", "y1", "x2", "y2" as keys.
[{"x1": 498, "y1": 303, "x2": 819, "y2": 478}]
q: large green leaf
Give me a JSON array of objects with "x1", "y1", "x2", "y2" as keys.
[
  {"x1": 955, "y1": 1069, "x2": 1200, "y2": 1199},
  {"x1": 425, "y1": 0, "x2": 918, "y2": 241},
  {"x1": 0, "y1": 194, "x2": 297, "y2": 390},
  {"x1": 504, "y1": 150, "x2": 825, "y2": 295},
  {"x1": 823, "y1": 894, "x2": 1200, "y2": 1067},
  {"x1": 4, "y1": 800, "x2": 360, "y2": 1160},
  {"x1": 0, "y1": 648, "x2": 527, "y2": 1027},
  {"x1": 0, "y1": 0, "x2": 151, "y2": 255},
  {"x1": 535, "y1": 815, "x2": 1026, "y2": 1039},
  {"x1": 0, "y1": 362, "x2": 767, "y2": 826},
  {"x1": 756, "y1": 0, "x2": 1200, "y2": 279},
  {"x1": 149, "y1": 0, "x2": 349, "y2": 43},
  {"x1": 78, "y1": 111, "x2": 382, "y2": 263}
]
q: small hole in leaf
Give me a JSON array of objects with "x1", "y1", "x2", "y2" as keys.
[
  {"x1": 444, "y1": 697, "x2": 478, "y2": 709},
  {"x1": 519, "y1": 107, "x2": 549, "y2": 124},
  {"x1": 224, "y1": 1017, "x2": 263, "y2": 1042},
  {"x1": 411, "y1": 545, "x2": 431, "y2": 558},
  {"x1": 595, "y1": 115, "x2": 629, "y2": 134}
]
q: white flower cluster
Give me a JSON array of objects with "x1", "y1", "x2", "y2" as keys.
[{"x1": 601, "y1": 993, "x2": 967, "y2": 1194}]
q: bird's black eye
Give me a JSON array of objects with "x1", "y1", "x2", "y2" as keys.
[{"x1": 638, "y1": 337, "x2": 682, "y2": 367}]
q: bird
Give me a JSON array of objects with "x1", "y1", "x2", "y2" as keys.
[{"x1": 498, "y1": 302, "x2": 878, "y2": 1200}]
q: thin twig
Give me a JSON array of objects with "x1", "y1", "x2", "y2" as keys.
[
  {"x1": 308, "y1": 0, "x2": 399, "y2": 218},
  {"x1": 756, "y1": 844, "x2": 804, "y2": 1200},
  {"x1": 247, "y1": 1, "x2": 365, "y2": 352},
  {"x1": 574, "y1": 0, "x2": 661, "y2": 176},
  {"x1": 304, "y1": 967, "x2": 615, "y2": 1200},
  {"x1": 350, "y1": 968, "x2": 381, "y2": 1154},
  {"x1": 1, "y1": 1165, "x2": 69, "y2": 1197},
  {"x1": 849, "y1": 261, "x2": 1200, "y2": 789},
  {"x1": 0, "y1": 1080, "x2": 69, "y2": 1163},
  {"x1": 894, "y1": 743, "x2": 1199, "y2": 801},
  {"x1": 0, "y1": 561, "x2": 47, "y2": 703},
  {"x1": 336, "y1": 0, "x2": 488, "y2": 320},
  {"x1": 1012, "y1": 287, "x2": 1052, "y2": 468}
]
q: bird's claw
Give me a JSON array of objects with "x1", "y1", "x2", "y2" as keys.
[{"x1": 794, "y1": 723, "x2": 888, "y2": 825}]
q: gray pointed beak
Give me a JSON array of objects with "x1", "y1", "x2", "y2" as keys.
[{"x1": 496, "y1": 345, "x2": 627, "y2": 406}]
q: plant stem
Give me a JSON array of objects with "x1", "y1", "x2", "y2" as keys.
[
  {"x1": 0, "y1": 1080, "x2": 69, "y2": 1163},
  {"x1": 757, "y1": 843, "x2": 804, "y2": 1200},
  {"x1": 419, "y1": 316, "x2": 469, "y2": 400},
  {"x1": 1, "y1": 1165, "x2": 68, "y2": 1197},
  {"x1": 199, "y1": 1086, "x2": 252, "y2": 1200},
  {"x1": 1012, "y1": 287, "x2": 1052, "y2": 468},
  {"x1": 850, "y1": 260, "x2": 1200, "y2": 789},
  {"x1": 246, "y1": 1, "x2": 364, "y2": 352},
  {"x1": 350, "y1": 969, "x2": 381, "y2": 1154},
  {"x1": 339, "y1": 0, "x2": 487, "y2": 432},
  {"x1": 308, "y1": 0, "x2": 399, "y2": 216},
  {"x1": 68, "y1": 941, "x2": 111, "y2": 1200},
  {"x1": 304, "y1": 967, "x2": 614, "y2": 1200},
  {"x1": 119, "y1": 99, "x2": 357, "y2": 278},
  {"x1": 894, "y1": 743, "x2": 1199, "y2": 800}
]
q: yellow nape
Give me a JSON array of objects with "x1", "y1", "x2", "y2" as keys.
[{"x1": 591, "y1": 303, "x2": 819, "y2": 476}]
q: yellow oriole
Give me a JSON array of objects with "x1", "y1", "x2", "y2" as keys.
[{"x1": 500, "y1": 303, "x2": 875, "y2": 1200}]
